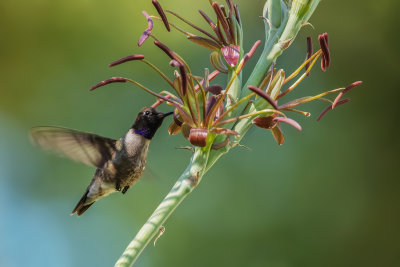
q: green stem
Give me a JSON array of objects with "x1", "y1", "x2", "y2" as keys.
[{"x1": 114, "y1": 137, "x2": 214, "y2": 267}]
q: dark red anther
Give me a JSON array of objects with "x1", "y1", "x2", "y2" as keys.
[
  {"x1": 211, "y1": 2, "x2": 232, "y2": 43},
  {"x1": 154, "y1": 41, "x2": 187, "y2": 95},
  {"x1": 205, "y1": 95, "x2": 217, "y2": 117},
  {"x1": 109, "y1": 55, "x2": 145, "y2": 67},
  {"x1": 154, "y1": 40, "x2": 175, "y2": 59},
  {"x1": 305, "y1": 36, "x2": 313, "y2": 76},
  {"x1": 205, "y1": 85, "x2": 223, "y2": 95},
  {"x1": 248, "y1": 85, "x2": 278, "y2": 110},
  {"x1": 317, "y1": 98, "x2": 350, "y2": 121},
  {"x1": 152, "y1": 0, "x2": 170, "y2": 32},
  {"x1": 199, "y1": 10, "x2": 216, "y2": 29},
  {"x1": 318, "y1": 32, "x2": 330, "y2": 71},
  {"x1": 90, "y1": 77, "x2": 127, "y2": 91},
  {"x1": 332, "y1": 81, "x2": 362, "y2": 108}
]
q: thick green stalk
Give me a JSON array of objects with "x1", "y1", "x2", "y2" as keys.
[{"x1": 114, "y1": 136, "x2": 214, "y2": 267}]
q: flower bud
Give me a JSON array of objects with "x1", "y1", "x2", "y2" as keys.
[{"x1": 189, "y1": 128, "x2": 209, "y2": 147}]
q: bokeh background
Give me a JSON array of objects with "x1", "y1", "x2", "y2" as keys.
[{"x1": 1, "y1": 0, "x2": 399, "y2": 266}]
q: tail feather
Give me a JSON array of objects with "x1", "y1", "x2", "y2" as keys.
[{"x1": 71, "y1": 189, "x2": 94, "y2": 216}]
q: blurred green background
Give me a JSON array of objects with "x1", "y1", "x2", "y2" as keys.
[{"x1": 1, "y1": 0, "x2": 399, "y2": 266}]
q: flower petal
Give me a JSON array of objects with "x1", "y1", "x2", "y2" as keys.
[
  {"x1": 271, "y1": 126, "x2": 285, "y2": 145},
  {"x1": 168, "y1": 121, "x2": 181, "y2": 135},
  {"x1": 221, "y1": 45, "x2": 240, "y2": 67},
  {"x1": 253, "y1": 116, "x2": 277, "y2": 129},
  {"x1": 273, "y1": 117, "x2": 302, "y2": 131}
]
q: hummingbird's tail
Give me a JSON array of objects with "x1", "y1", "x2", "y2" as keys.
[{"x1": 71, "y1": 189, "x2": 94, "y2": 216}]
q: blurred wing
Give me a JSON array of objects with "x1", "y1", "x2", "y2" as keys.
[{"x1": 30, "y1": 126, "x2": 117, "y2": 168}]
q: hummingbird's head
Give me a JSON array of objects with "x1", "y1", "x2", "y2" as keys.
[{"x1": 132, "y1": 107, "x2": 173, "y2": 139}]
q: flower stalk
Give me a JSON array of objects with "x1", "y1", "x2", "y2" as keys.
[{"x1": 83, "y1": 0, "x2": 364, "y2": 266}]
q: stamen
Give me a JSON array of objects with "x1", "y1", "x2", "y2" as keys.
[
  {"x1": 332, "y1": 81, "x2": 362, "y2": 108},
  {"x1": 215, "y1": 109, "x2": 284, "y2": 127},
  {"x1": 305, "y1": 36, "x2": 313, "y2": 76},
  {"x1": 205, "y1": 40, "x2": 261, "y2": 127},
  {"x1": 281, "y1": 108, "x2": 310, "y2": 117},
  {"x1": 213, "y1": 92, "x2": 255, "y2": 125},
  {"x1": 205, "y1": 85, "x2": 223, "y2": 95},
  {"x1": 317, "y1": 98, "x2": 350, "y2": 121},
  {"x1": 108, "y1": 55, "x2": 145, "y2": 67},
  {"x1": 124, "y1": 78, "x2": 193, "y2": 124},
  {"x1": 165, "y1": 10, "x2": 221, "y2": 44},
  {"x1": 225, "y1": 0, "x2": 234, "y2": 16},
  {"x1": 188, "y1": 36, "x2": 220, "y2": 51},
  {"x1": 152, "y1": 0, "x2": 170, "y2": 32},
  {"x1": 216, "y1": 21, "x2": 228, "y2": 45},
  {"x1": 142, "y1": 59, "x2": 174, "y2": 87},
  {"x1": 248, "y1": 85, "x2": 278, "y2": 110},
  {"x1": 278, "y1": 51, "x2": 321, "y2": 99},
  {"x1": 205, "y1": 95, "x2": 218, "y2": 118},
  {"x1": 318, "y1": 33, "x2": 330, "y2": 71},
  {"x1": 278, "y1": 88, "x2": 343, "y2": 110},
  {"x1": 152, "y1": 95, "x2": 171, "y2": 108},
  {"x1": 283, "y1": 49, "x2": 322, "y2": 85},
  {"x1": 151, "y1": 16, "x2": 194, "y2": 36},
  {"x1": 212, "y1": 2, "x2": 233, "y2": 43},
  {"x1": 234, "y1": 4, "x2": 241, "y2": 25},
  {"x1": 138, "y1": 11, "x2": 153, "y2": 47},
  {"x1": 154, "y1": 41, "x2": 188, "y2": 96},
  {"x1": 90, "y1": 77, "x2": 127, "y2": 91},
  {"x1": 199, "y1": 10, "x2": 217, "y2": 32}
]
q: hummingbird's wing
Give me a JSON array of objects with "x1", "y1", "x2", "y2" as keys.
[{"x1": 30, "y1": 127, "x2": 117, "y2": 168}]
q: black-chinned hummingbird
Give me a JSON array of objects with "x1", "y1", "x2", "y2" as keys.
[{"x1": 30, "y1": 107, "x2": 173, "y2": 216}]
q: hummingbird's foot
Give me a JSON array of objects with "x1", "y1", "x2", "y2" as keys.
[
  {"x1": 115, "y1": 180, "x2": 121, "y2": 191},
  {"x1": 122, "y1": 186, "x2": 130, "y2": 194}
]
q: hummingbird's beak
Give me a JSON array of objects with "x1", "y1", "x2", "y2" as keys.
[{"x1": 161, "y1": 111, "x2": 174, "y2": 118}]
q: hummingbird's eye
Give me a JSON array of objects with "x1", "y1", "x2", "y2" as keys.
[{"x1": 144, "y1": 110, "x2": 151, "y2": 116}]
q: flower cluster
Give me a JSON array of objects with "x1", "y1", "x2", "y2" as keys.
[{"x1": 90, "y1": 0, "x2": 362, "y2": 147}]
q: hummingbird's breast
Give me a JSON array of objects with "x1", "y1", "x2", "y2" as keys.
[{"x1": 110, "y1": 129, "x2": 150, "y2": 186}]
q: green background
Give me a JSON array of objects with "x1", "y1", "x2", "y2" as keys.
[{"x1": 1, "y1": 0, "x2": 399, "y2": 266}]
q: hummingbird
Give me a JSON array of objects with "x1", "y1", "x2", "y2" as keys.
[{"x1": 30, "y1": 107, "x2": 173, "y2": 216}]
